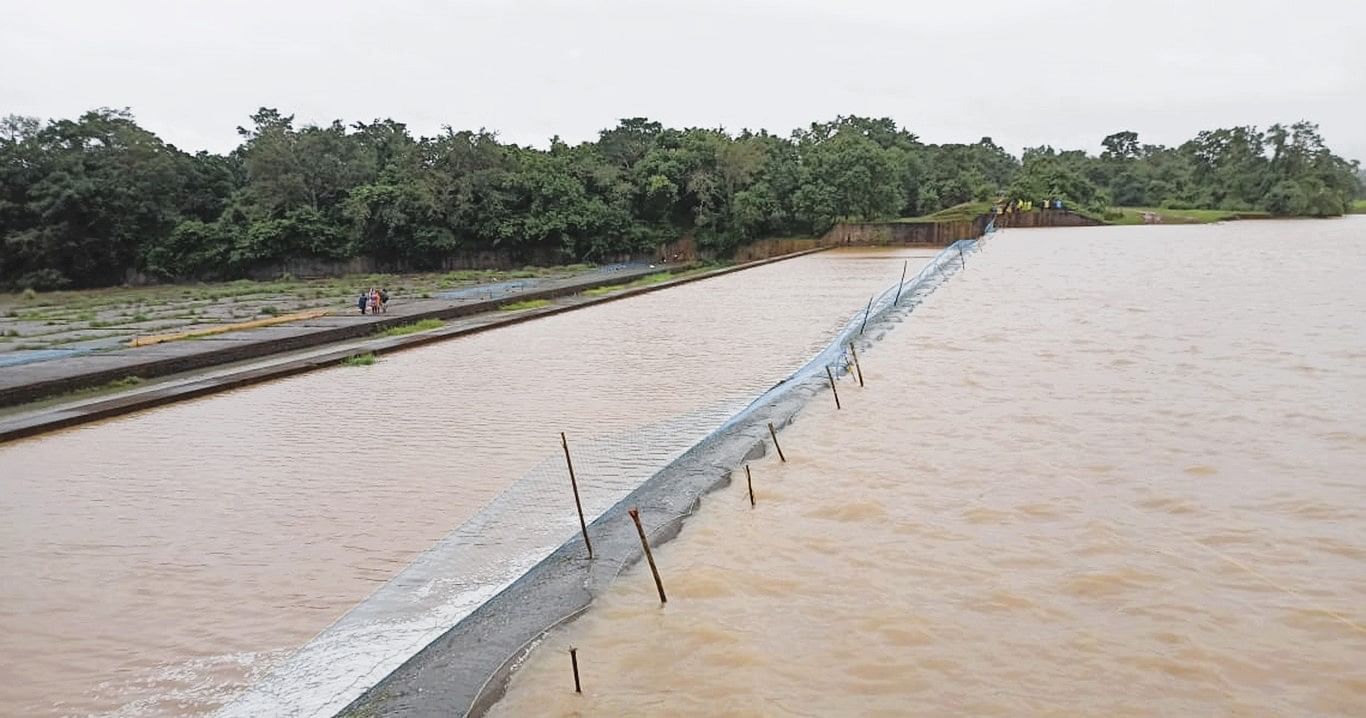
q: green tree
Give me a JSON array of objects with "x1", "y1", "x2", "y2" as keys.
[
  {"x1": 4, "y1": 108, "x2": 1361, "y2": 291},
  {"x1": 0, "y1": 109, "x2": 192, "y2": 287},
  {"x1": 1008, "y1": 146, "x2": 1106, "y2": 210},
  {"x1": 792, "y1": 127, "x2": 902, "y2": 231}
]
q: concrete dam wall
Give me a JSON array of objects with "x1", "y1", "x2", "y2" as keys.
[{"x1": 823, "y1": 208, "x2": 1101, "y2": 247}]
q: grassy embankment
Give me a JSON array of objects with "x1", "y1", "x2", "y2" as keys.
[
  {"x1": 893, "y1": 202, "x2": 995, "y2": 223},
  {"x1": 1350, "y1": 199, "x2": 1366, "y2": 214}
]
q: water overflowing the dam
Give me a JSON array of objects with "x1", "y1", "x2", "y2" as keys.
[{"x1": 489, "y1": 219, "x2": 1366, "y2": 717}]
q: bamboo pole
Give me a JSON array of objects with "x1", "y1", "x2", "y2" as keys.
[
  {"x1": 848, "y1": 344, "x2": 864, "y2": 387},
  {"x1": 628, "y1": 508, "x2": 667, "y2": 604},
  {"x1": 825, "y1": 365, "x2": 841, "y2": 410},
  {"x1": 893, "y1": 259, "x2": 908, "y2": 305},
  {"x1": 859, "y1": 295, "x2": 874, "y2": 335},
  {"x1": 745, "y1": 465, "x2": 755, "y2": 507},
  {"x1": 561, "y1": 432, "x2": 593, "y2": 559},
  {"x1": 767, "y1": 422, "x2": 786, "y2": 462},
  {"x1": 569, "y1": 647, "x2": 582, "y2": 693}
]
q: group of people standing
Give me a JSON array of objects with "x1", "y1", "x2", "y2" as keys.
[
  {"x1": 358, "y1": 287, "x2": 389, "y2": 315},
  {"x1": 997, "y1": 198, "x2": 1066, "y2": 214}
]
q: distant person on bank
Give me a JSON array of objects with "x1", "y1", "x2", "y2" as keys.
[{"x1": 357, "y1": 291, "x2": 369, "y2": 315}]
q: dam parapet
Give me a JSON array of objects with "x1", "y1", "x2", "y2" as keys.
[{"x1": 821, "y1": 208, "x2": 1100, "y2": 247}]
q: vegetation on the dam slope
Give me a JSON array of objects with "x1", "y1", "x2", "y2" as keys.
[
  {"x1": 1, "y1": 110, "x2": 1360, "y2": 291},
  {"x1": 499, "y1": 298, "x2": 552, "y2": 312},
  {"x1": 378, "y1": 318, "x2": 444, "y2": 337},
  {"x1": 895, "y1": 201, "x2": 996, "y2": 223},
  {"x1": 341, "y1": 353, "x2": 377, "y2": 367}
]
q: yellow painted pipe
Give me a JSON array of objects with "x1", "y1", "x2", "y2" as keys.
[{"x1": 129, "y1": 309, "x2": 330, "y2": 348}]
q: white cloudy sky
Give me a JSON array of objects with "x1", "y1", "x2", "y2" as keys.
[{"x1": 3, "y1": 0, "x2": 1362, "y2": 160}]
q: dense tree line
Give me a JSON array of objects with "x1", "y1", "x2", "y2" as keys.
[
  {"x1": 1008, "y1": 124, "x2": 1360, "y2": 217},
  {"x1": 0, "y1": 110, "x2": 1358, "y2": 289}
]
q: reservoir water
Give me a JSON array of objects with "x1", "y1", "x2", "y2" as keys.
[
  {"x1": 0, "y1": 248, "x2": 934, "y2": 717},
  {"x1": 490, "y1": 219, "x2": 1366, "y2": 717}
]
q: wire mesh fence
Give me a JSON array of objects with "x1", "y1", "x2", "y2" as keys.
[{"x1": 219, "y1": 238, "x2": 983, "y2": 718}]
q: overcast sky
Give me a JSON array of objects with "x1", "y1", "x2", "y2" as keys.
[{"x1": 3, "y1": 0, "x2": 1362, "y2": 161}]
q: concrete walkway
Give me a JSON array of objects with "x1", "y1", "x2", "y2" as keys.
[{"x1": 0, "y1": 263, "x2": 676, "y2": 409}]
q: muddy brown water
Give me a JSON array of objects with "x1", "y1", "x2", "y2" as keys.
[
  {"x1": 0, "y1": 248, "x2": 935, "y2": 717},
  {"x1": 490, "y1": 220, "x2": 1366, "y2": 717}
]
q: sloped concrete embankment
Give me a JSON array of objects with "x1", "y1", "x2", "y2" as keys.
[{"x1": 339, "y1": 379, "x2": 822, "y2": 718}]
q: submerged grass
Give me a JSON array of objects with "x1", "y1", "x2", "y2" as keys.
[
  {"x1": 341, "y1": 353, "x2": 377, "y2": 367},
  {"x1": 378, "y1": 318, "x2": 444, "y2": 337},
  {"x1": 499, "y1": 298, "x2": 552, "y2": 312}
]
